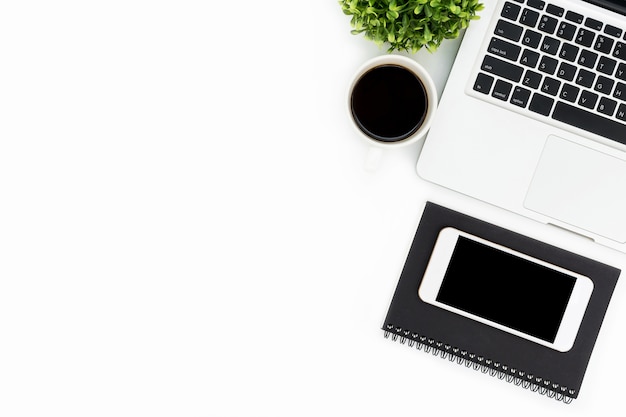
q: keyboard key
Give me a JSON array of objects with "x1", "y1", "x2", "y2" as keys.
[
  {"x1": 576, "y1": 68, "x2": 596, "y2": 88},
  {"x1": 538, "y1": 15, "x2": 558, "y2": 34},
  {"x1": 522, "y1": 29, "x2": 542, "y2": 48},
  {"x1": 556, "y1": 22, "x2": 577, "y2": 41},
  {"x1": 527, "y1": 0, "x2": 545, "y2": 10},
  {"x1": 575, "y1": 28, "x2": 595, "y2": 47},
  {"x1": 557, "y1": 62, "x2": 577, "y2": 81},
  {"x1": 538, "y1": 56, "x2": 558, "y2": 74},
  {"x1": 510, "y1": 86, "x2": 532, "y2": 107},
  {"x1": 489, "y1": 37, "x2": 522, "y2": 61},
  {"x1": 585, "y1": 17, "x2": 603, "y2": 31},
  {"x1": 560, "y1": 83, "x2": 580, "y2": 102},
  {"x1": 529, "y1": 93, "x2": 554, "y2": 115},
  {"x1": 594, "y1": 75, "x2": 614, "y2": 94},
  {"x1": 495, "y1": 19, "x2": 524, "y2": 41},
  {"x1": 594, "y1": 35, "x2": 614, "y2": 54},
  {"x1": 578, "y1": 49, "x2": 598, "y2": 68},
  {"x1": 501, "y1": 1, "x2": 521, "y2": 20},
  {"x1": 597, "y1": 56, "x2": 617, "y2": 75},
  {"x1": 553, "y1": 102, "x2": 626, "y2": 145},
  {"x1": 541, "y1": 77, "x2": 561, "y2": 96},
  {"x1": 605, "y1": 24, "x2": 622, "y2": 38},
  {"x1": 598, "y1": 97, "x2": 617, "y2": 116},
  {"x1": 559, "y1": 43, "x2": 579, "y2": 62},
  {"x1": 540, "y1": 36, "x2": 560, "y2": 55},
  {"x1": 520, "y1": 8, "x2": 540, "y2": 27},
  {"x1": 579, "y1": 90, "x2": 599, "y2": 109},
  {"x1": 523, "y1": 70, "x2": 543, "y2": 89},
  {"x1": 492, "y1": 79, "x2": 513, "y2": 100},
  {"x1": 481, "y1": 55, "x2": 524, "y2": 82},
  {"x1": 613, "y1": 42, "x2": 626, "y2": 60},
  {"x1": 613, "y1": 82, "x2": 626, "y2": 100},
  {"x1": 473, "y1": 73, "x2": 494, "y2": 94},
  {"x1": 520, "y1": 49, "x2": 540, "y2": 67},
  {"x1": 616, "y1": 63, "x2": 626, "y2": 80},
  {"x1": 565, "y1": 11, "x2": 583, "y2": 24},
  {"x1": 546, "y1": 4, "x2": 564, "y2": 17},
  {"x1": 617, "y1": 104, "x2": 626, "y2": 121}
]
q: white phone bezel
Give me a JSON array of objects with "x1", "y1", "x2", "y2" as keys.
[{"x1": 418, "y1": 227, "x2": 594, "y2": 352}]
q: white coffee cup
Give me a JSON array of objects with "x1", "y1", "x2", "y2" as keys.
[{"x1": 347, "y1": 55, "x2": 438, "y2": 171}]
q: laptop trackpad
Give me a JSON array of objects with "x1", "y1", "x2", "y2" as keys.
[{"x1": 524, "y1": 135, "x2": 626, "y2": 243}]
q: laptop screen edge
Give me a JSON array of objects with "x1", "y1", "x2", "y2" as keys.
[{"x1": 584, "y1": 0, "x2": 626, "y2": 16}]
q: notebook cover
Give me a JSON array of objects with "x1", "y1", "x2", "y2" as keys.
[{"x1": 382, "y1": 202, "x2": 620, "y2": 402}]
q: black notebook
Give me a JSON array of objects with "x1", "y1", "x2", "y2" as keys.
[{"x1": 383, "y1": 202, "x2": 620, "y2": 403}]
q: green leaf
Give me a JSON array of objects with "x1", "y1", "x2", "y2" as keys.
[
  {"x1": 423, "y1": 23, "x2": 432, "y2": 41},
  {"x1": 339, "y1": 0, "x2": 485, "y2": 53}
]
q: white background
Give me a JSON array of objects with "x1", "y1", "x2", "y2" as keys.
[{"x1": 1, "y1": 1, "x2": 625, "y2": 415}]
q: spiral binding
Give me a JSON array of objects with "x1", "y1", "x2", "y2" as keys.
[{"x1": 383, "y1": 324, "x2": 575, "y2": 404}]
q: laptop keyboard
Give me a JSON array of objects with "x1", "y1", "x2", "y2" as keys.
[{"x1": 471, "y1": 0, "x2": 626, "y2": 145}]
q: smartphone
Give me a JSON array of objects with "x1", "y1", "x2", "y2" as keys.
[{"x1": 418, "y1": 227, "x2": 594, "y2": 352}]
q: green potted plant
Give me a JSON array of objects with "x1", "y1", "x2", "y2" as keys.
[{"x1": 339, "y1": 0, "x2": 484, "y2": 53}]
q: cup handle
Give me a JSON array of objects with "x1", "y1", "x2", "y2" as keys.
[{"x1": 365, "y1": 146, "x2": 383, "y2": 172}]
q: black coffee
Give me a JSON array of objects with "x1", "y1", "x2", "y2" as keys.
[{"x1": 350, "y1": 65, "x2": 428, "y2": 142}]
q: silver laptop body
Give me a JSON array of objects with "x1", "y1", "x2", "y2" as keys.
[{"x1": 418, "y1": 0, "x2": 626, "y2": 252}]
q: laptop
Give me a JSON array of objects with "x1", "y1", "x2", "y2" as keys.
[{"x1": 417, "y1": 0, "x2": 626, "y2": 253}]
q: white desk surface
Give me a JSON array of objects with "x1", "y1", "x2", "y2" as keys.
[{"x1": 1, "y1": 1, "x2": 625, "y2": 415}]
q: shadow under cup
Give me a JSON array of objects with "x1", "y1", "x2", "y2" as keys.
[{"x1": 350, "y1": 64, "x2": 428, "y2": 143}]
